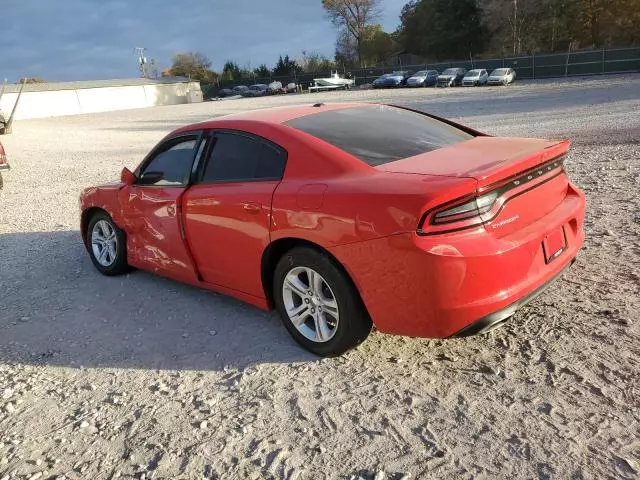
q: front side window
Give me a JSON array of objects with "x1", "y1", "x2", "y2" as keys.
[
  {"x1": 286, "y1": 105, "x2": 474, "y2": 167},
  {"x1": 201, "y1": 132, "x2": 286, "y2": 183},
  {"x1": 139, "y1": 136, "x2": 197, "y2": 186}
]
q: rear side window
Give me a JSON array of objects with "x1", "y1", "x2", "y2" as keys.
[
  {"x1": 201, "y1": 132, "x2": 286, "y2": 182},
  {"x1": 285, "y1": 106, "x2": 473, "y2": 166}
]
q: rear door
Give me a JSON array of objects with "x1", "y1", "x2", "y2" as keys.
[
  {"x1": 119, "y1": 133, "x2": 204, "y2": 283},
  {"x1": 182, "y1": 130, "x2": 286, "y2": 298}
]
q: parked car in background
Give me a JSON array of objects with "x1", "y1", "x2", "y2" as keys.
[
  {"x1": 79, "y1": 103, "x2": 585, "y2": 356},
  {"x1": 218, "y1": 88, "x2": 235, "y2": 98},
  {"x1": 437, "y1": 68, "x2": 467, "y2": 87},
  {"x1": 268, "y1": 81, "x2": 283, "y2": 94},
  {"x1": 462, "y1": 69, "x2": 489, "y2": 86},
  {"x1": 372, "y1": 71, "x2": 414, "y2": 88},
  {"x1": 285, "y1": 82, "x2": 298, "y2": 93},
  {"x1": 232, "y1": 85, "x2": 249, "y2": 95},
  {"x1": 372, "y1": 74, "x2": 391, "y2": 88},
  {"x1": 488, "y1": 68, "x2": 517, "y2": 85},
  {"x1": 243, "y1": 84, "x2": 269, "y2": 97},
  {"x1": 0, "y1": 140, "x2": 8, "y2": 189},
  {"x1": 406, "y1": 70, "x2": 439, "y2": 87}
]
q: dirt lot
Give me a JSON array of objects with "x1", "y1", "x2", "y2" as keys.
[{"x1": 0, "y1": 75, "x2": 639, "y2": 480}]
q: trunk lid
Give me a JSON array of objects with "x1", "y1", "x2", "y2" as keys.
[
  {"x1": 378, "y1": 136, "x2": 571, "y2": 237},
  {"x1": 377, "y1": 136, "x2": 568, "y2": 186}
]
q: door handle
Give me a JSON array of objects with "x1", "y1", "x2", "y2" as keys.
[
  {"x1": 167, "y1": 205, "x2": 176, "y2": 216},
  {"x1": 243, "y1": 202, "x2": 261, "y2": 214}
]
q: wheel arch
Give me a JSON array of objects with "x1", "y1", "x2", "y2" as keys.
[
  {"x1": 80, "y1": 207, "x2": 107, "y2": 247},
  {"x1": 261, "y1": 237, "x2": 366, "y2": 312},
  {"x1": 80, "y1": 206, "x2": 125, "y2": 248}
]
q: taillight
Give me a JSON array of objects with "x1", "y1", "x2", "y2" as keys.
[
  {"x1": 418, "y1": 193, "x2": 497, "y2": 235},
  {"x1": 418, "y1": 154, "x2": 566, "y2": 236},
  {"x1": 432, "y1": 191, "x2": 499, "y2": 225}
]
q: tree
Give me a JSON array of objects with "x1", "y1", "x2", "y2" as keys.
[
  {"x1": 221, "y1": 61, "x2": 242, "y2": 81},
  {"x1": 322, "y1": 0, "x2": 382, "y2": 66},
  {"x1": 335, "y1": 28, "x2": 359, "y2": 67},
  {"x1": 360, "y1": 24, "x2": 396, "y2": 66},
  {"x1": 253, "y1": 64, "x2": 271, "y2": 78},
  {"x1": 170, "y1": 52, "x2": 215, "y2": 81},
  {"x1": 17, "y1": 77, "x2": 46, "y2": 84},
  {"x1": 272, "y1": 55, "x2": 302, "y2": 76},
  {"x1": 298, "y1": 51, "x2": 336, "y2": 72},
  {"x1": 398, "y1": 0, "x2": 486, "y2": 60}
]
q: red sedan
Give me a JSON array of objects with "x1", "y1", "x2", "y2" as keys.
[
  {"x1": 0, "y1": 140, "x2": 9, "y2": 189},
  {"x1": 80, "y1": 103, "x2": 585, "y2": 356}
]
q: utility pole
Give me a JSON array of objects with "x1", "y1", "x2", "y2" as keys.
[{"x1": 135, "y1": 47, "x2": 148, "y2": 78}]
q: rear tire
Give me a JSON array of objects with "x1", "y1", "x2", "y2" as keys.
[
  {"x1": 86, "y1": 211, "x2": 130, "y2": 276},
  {"x1": 273, "y1": 247, "x2": 372, "y2": 357}
]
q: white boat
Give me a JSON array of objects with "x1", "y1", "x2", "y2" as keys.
[{"x1": 310, "y1": 72, "x2": 354, "y2": 91}]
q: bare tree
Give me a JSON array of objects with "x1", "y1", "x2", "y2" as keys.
[{"x1": 322, "y1": 0, "x2": 382, "y2": 66}]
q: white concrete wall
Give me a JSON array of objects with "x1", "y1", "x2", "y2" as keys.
[{"x1": 0, "y1": 82, "x2": 202, "y2": 120}]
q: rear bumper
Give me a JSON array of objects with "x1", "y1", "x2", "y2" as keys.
[
  {"x1": 450, "y1": 258, "x2": 575, "y2": 337},
  {"x1": 329, "y1": 183, "x2": 586, "y2": 338}
]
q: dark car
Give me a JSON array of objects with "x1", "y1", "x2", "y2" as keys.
[
  {"x1": 437, "y1": 68, "x2": 467, "y2": 87},
  {"x1": 232, "y1": 85, "x2": 249, "y2": 95},
  {"x1": 218, "y1": 88, "x2": 235, "y2": 98},
  {"x1": 0, "y1": 140, "x2": 8, "y2": 189},
  {"x1": 406, "y1": 70, "x2": 439, "y2": 87},
  {"x1": 372, "y1": 70, "x2": 414, "y2": 88}
]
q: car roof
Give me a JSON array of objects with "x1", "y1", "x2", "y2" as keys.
[{"x1": 177, "y1": 103, "x2": 372, "y2": 131}]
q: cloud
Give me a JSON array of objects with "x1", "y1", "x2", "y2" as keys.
[{"x1": 1, "y1": 0, "x2": 407, "y2": 82}]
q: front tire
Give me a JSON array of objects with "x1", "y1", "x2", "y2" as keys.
[
  {"x1": 273, "y1": 247, "x2": 372, "y2": 357},
  {"x1": 86, "y1": 211, "x2": 130, "y2": 276}
]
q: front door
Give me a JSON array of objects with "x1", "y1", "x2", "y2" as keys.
[
  {"x1": 182, "y1": 130, "x2": 286, "y2": 298},
  {"x1": 120, "y1": 133, "x2": 203, "y2": 283}
]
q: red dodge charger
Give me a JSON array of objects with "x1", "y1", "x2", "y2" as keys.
[{"x1": 80, "y1": 103, "x2": 585, "y2": 356}]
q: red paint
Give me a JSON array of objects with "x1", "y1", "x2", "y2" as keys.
[
  {"x1": 80, "y1": 103, "x2": 586, "y2": 339},
  {"x1": 0, "y1": 140, "x2": 8, "y2": 167},
  {"x1": 182, "y1": 181, "x2": 279, "y2": 297}
]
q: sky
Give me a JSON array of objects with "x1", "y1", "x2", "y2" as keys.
[{"x1": 2, "y1": 0, "x2": 407, "y2": 82}]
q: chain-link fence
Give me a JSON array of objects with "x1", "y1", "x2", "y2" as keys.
[{"x1": 201, "y1": 46, "x2": 640, "y2": 99}]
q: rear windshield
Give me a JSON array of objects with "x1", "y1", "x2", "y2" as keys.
[{"x1": 285, "y1": 105, "x2": 474, "y2": 166}]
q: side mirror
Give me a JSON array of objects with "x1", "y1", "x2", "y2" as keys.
[{"x1": 120, "y1": 167, "x2": 137, "y2": 185}]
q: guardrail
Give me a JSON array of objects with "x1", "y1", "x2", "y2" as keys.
[{"x1": 201, "y1": 46, "x2": 640, "y2": 98}]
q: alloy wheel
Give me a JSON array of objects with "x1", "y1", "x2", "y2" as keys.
[
  {"x1": 91, "y1": 220, "x2": 118, "y2": 267},
  {"x1": 282, "y1": 266, "x2": 339, "y2": 343}
]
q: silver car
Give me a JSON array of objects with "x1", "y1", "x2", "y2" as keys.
[
  {"x1": 462, "y1": 69, "x2": 489, "y2": 86},
  {"x1": 488, "y1": 68, "x2": 516, "y2": 85}
]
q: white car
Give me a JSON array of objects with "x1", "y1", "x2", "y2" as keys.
[
  {"x1": 488, "y1": 68, "x2": 516, "y2": 85},
  {"x1": 462, "y1": 69, "x2": 489, "y2": 86}
]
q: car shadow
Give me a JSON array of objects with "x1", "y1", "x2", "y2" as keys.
[{"x1": 0, "y1": 231, "x2": 315, "y2": 372}]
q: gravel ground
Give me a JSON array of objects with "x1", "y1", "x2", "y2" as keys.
[{"x1": 0, "y1": 75, "x2": 639, "y2": 480}]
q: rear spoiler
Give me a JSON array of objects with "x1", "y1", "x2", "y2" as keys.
[{"x1": 386, "y1": 104, "x2": 489, "y2": 138}]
